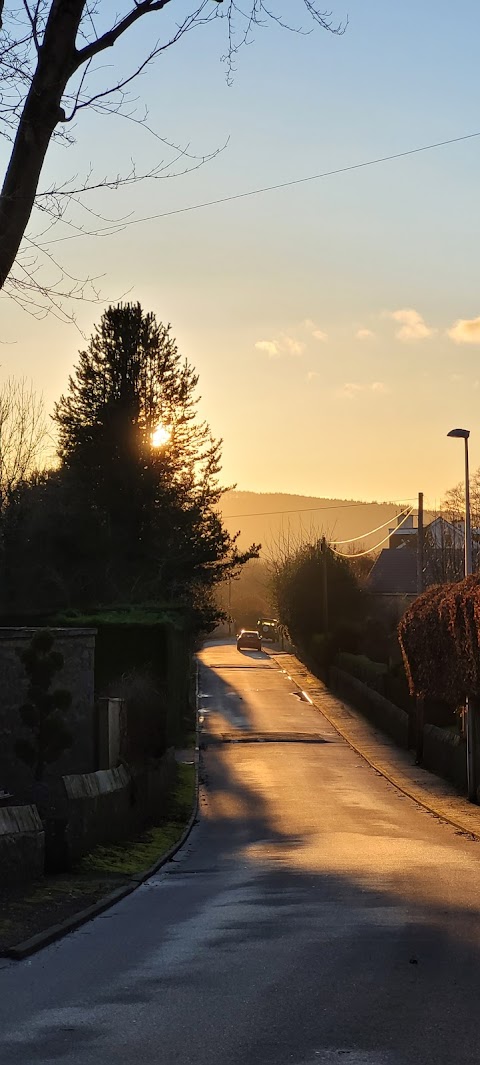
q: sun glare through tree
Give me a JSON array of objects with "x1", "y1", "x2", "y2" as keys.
[{"x1": 151, "y1": 423, "x2": 171, "y2": 448}]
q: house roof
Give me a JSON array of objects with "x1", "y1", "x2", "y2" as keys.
[{"x1": 367, "y1": 547, "x2": 418, "y2": 595}]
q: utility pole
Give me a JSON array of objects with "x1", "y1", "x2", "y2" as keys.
[{"x1": 320, "y1": 537, "x2": 329, "y2": 634}]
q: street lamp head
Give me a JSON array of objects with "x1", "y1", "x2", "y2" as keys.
[{"x1": 447, "y1": 428, "x2": 470, "y2": 439}]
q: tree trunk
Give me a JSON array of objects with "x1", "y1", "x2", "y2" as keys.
[{"x1": 0, "y1": 0, "x2": 86, "y2": 287}]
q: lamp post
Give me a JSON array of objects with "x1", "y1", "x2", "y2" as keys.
[
  {"x1": 447, "y1": 427, "x2": 475, "y2": 800},
  {"x1": 447, "y1": 428, "x2": 472, "y2": 576}
]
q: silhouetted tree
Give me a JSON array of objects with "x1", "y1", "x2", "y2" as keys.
[
  {"x1": 49, "y1": 302, "x2": 257, "y2": 610},
  {"x1": 271, "y1": 538, "x2": 364, "y2": 653}
]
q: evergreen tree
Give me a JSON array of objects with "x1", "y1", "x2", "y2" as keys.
[{"x1": 52, "y1": 303, "x2": 257, "y2": 609}]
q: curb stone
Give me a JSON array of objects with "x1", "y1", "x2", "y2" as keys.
[{"x1": 5, "y1": 674, "x2": 201, "y2": 962}]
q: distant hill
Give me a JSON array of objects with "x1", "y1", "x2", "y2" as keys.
[{"x1": 219, "y1": 491, "x2": 422, "y2": 556}]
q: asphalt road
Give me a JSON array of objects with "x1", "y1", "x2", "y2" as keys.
[{"x1": 1, "y1": 639, "x2": 480, "y2": 1064}]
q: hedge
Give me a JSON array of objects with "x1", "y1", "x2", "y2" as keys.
[{"x1": 399, "y1": 575, "x2": 480, "y2": 702}]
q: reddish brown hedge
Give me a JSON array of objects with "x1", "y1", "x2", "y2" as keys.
[{"x1": 398, "y1": 575, "x2": 480, "y2": 702}]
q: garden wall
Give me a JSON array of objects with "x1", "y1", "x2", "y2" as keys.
[
  {"x1": 63, "y1": 750, "x2": 176, "y2": 862},
  {"x1": 329, "y1": 665, "x2": 410, "y2": 749},
  {"x1": 422, "y1": 724, "x2": 467, "y2": 792},
  {"x1": 0, "y1": 627, "x2": 96, "y2": 800},
  {"x1": 0, "y1": 805, "x2": 44, "y2": 888}
]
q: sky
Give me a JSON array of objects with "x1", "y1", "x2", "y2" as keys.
[{"x1": 2, "y1": 0, "x2": 480, "y2": 509}]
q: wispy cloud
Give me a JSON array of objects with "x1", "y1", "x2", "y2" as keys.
[
  {"x1": 341, "y1": 382, "x2": 363, "y2": 399},
  {"x1": 307, "y1": 371, "x2": 321, "y2": 381},
  {"x1": 339, "y1": 381, "x2": 390, "y2": 399},
  {"x1": 282, "y1": 335, "x2": 305, "y2": 355},
  {"x1": 389, "y1": 308, "x2": 435, "y2": 341},
  {"x1": 303, "y1": 319, "x2": 328, "y2": 342},
  {"x1": 255, "y1": 339, "x2": 280, "y2": 357},
  {"x1": 356, "y1": 328, "x2": 374, "y2": 340},
  {"x1": 448, "y1": 316, "x2": 480, "y2": 344},
  {"x1": 255, "y1": 334, "x2": 305, "y2": 357}
]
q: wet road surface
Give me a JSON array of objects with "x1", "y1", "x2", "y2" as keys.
[{"x1": 1, "y1": 639, "x2": 480, "y2": 1064}]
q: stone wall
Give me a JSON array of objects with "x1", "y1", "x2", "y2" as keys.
[
  {"x1": 0, "y1": 751, "x2": 177, "y2": 883},
  {"x1": 0, "y1": 628, "x2": 96, "y2": 800},
  {"x1": 329, "y1": 665, "x2": 410, "y2": 749},
  {"x1": 63, "y1": 751, "x2": 176, "y2": 862},
  {"x1": 63, "y1": 764, "x2": 134, "y2": 862},
  {"x1": 0, "y1": 804, "x2": 44, "y2": 888},
  {"x1": 422, "y1": 724, "x2": 467, "y2": 792}
]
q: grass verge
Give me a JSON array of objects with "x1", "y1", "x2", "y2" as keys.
[{"x1": 79, "y1": 763, "x2": 195, "y2": 876}]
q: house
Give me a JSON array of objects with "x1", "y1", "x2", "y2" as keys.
[
  {"x1": 367, "y1": 543, "x2": 418, "y2": 596},
  {"x1": 367, "y1": 513, "x2": 471, "y2": 601}
]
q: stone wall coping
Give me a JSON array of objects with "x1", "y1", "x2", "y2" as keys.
[
  {"x1": 0, "y1": 627, "x2": 97, "y2": 639},
  {"x1": 63, "y1": 765, "x2": 130, "y2": 800},
  {"x1": 424, "y1": 723, "x2": 463, "y2": 748},
  {"x1": 0, "y1": 804, "x2": 43, "y2": 835}
]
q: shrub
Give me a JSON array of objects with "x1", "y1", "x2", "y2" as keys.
[
  {"x1": 116, "y1": 668, "x2": 168, "y2": 763},
  {"x1": 361, "y1": 616, "x2": 391, "y2": 664},
  {"x1": 15, "y1": 629, "x2": 72, "y2": 782},
  {"x1": 383, "y1": 661, "x2": 412, "y2": 712},
  {"x1": 310, "y1": 632, "x2": 334, "y2": 673}
]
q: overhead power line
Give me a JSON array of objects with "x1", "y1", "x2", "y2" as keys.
[
  {"x1": 330, "y1": 508, "x2": 415, "y2": 558},
  {"x1": 39, "y1": 131, "x2": 480, "y2": 246},
  {"x1": 331, "y1": 507, "x2": 414, "y2": 545},
  {"x1": 222, "y1": 499, "x2": 417, "y2": 520}
]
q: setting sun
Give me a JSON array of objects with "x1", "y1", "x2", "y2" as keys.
[{"x1": 151, "y1": 422, "x2": 171, "y2": 448}]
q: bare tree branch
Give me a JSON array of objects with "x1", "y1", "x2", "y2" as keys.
[
  {"x1": 0, "y1": 1, "x2": 345, "y2": 319},
  {"x1": 0, "y1": 376, "x2": 51, "y2": 504},
  {"x1": 74, "y1": 0, "x2": 179, "y2": 68}
]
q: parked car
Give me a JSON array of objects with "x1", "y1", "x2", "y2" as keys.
[
  {"x1": 257, "y1": 618, "x2": 278, "y2": 642},
  {"x1": 236, "y1": 629, "x2": 262, "y2": 652}
]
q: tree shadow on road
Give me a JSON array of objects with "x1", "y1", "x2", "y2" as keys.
[{"x1": 3, "y1": 660, "x2": 480, "y2": 1065}]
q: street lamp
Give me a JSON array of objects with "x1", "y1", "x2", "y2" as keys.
[
  {"x1": 447, "y1": 427, "x2": 475, "y2": 801},
  {"x1": 447, "y1": 428, "x2": 472, "y2": 576}
]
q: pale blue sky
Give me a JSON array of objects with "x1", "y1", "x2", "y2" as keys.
[{"x1": 2, "y1": 0, "x2": 480, "y2": 506}]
